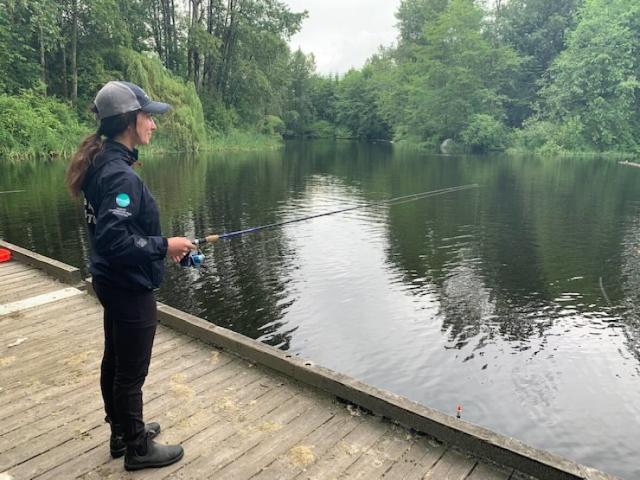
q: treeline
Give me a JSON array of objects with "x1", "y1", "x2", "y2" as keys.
[
  {"x1": 291, "y1": 0, "x2": 640, "y2": 155},
  {"x1": 2, "y1": 0, "x2": 639, "y2": 158},
  {"x1": 0, "y1": 0, "x2": 307, "y2": 157}
]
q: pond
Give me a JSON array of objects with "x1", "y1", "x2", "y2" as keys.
[{"x1": 1, "y1": 140, "x2": 639, "y2": 479}]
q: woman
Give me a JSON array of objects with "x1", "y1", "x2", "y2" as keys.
[{"x1": 66, "y1": 81, "x2": 194, "y2": 471}]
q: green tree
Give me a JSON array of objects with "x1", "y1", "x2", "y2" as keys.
[
  {"x1": 308, "y1": 74, "x2": 338, "y2": 126},
  {"x1": 394, "y1": 0, "x2": 520, "y2": 146},
  {"x1": 283, "y1": 49, "x2": 315, "y2": 137},
  {"x1": 395, "y1": 0, "x2": 448, "y2": 48},
  {"x1": 0, "y1": 0, "x2": 47, "y2": 94},
  {"x1": 496, "y1": 0, "x2": 583, "y2": 126},
  {"x1": 538, "y1": 0, "x2": 640, "y2": 151},
  {"x1": 335, "y1": 64, "x2": 391, "y2": 140}
]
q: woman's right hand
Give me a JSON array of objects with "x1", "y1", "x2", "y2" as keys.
[{"x1": 166, "y1": 237, "x2": 196, "y2": 263}]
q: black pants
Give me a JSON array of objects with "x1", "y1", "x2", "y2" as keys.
[{"x1": 93, "y1": 279, "x2": 157, "y2": 447}]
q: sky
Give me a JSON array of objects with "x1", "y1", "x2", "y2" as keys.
[{"x1": 282, "y1": 0, "x2": 402, "y2": 75}]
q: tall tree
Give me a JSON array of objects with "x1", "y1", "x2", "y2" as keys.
[
  {"x1": 496, "y1": 0, "x2": 583, "y2": 126},
  {"x1": 539, "y1": 0, "x2": 640, "y2": 151},
  {"x1": 335, "y1": 62, "x2": 392, "y2": 140},
  {"x1": 70, "y1": 0, "x2": 78, "y2": 103},
  {"x1": 393, "y1": 0, "x2": 520, "y2": 144},
  {"x1": 283, "y1": 49, "x2": 315, "y2": 136},
  {"x1": 396, "y1": 0, "x2": 449, "y2": 47}
]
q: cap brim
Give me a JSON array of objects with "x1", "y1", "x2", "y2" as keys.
[{"x1": 141, "y1": 101, "x2": 171, "y2": 115}]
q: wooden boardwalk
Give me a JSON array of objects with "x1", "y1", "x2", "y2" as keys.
[{"x1": 0, "y1": 244, "x2": 616, "y2": 480}]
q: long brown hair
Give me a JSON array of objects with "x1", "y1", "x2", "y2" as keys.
[{"x1": 65, "y1": 110, "x2": 139, "y2": 197}]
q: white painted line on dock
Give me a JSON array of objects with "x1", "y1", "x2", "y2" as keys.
[{"x1": 0, "y1": 287, "x2": 84, "y2": 316}]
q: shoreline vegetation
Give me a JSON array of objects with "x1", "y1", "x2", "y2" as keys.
[{"x1": 1, "y1": 0, "x2": 639, "y2": 161}]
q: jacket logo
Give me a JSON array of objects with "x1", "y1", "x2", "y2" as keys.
[
  {"x1": 116, "y1": 193, "x2": 131, "y2": 208},
  {"x1": 84, "y1": 198, "x2": 96, "y2": 225}
]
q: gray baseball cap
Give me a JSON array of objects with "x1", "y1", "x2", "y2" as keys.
[{"x1": 93, "y1": 81, "x2": 171, "y2": 120}]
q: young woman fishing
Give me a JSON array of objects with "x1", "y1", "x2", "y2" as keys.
[{"x1": 65, "y1": 81, "x2": 195, "y2": 471}]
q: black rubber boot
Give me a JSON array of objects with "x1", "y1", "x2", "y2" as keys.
[
  {"x1": 110, "y1": 422, "x2": 161, "y2": 458},
  {"x1": 124, "y1": 433, "x2": 184, "y2": 471}
]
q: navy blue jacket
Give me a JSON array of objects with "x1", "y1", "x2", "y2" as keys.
[{"x1": 82, "y1": 140, "x2": 168, "y2": 291}]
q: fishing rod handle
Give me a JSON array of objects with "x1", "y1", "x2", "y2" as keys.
[{"x1": 195, "y1": 235, "x2": 220, "y2": 245}]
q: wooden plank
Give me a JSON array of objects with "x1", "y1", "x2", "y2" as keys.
[
  {"x1": 3, "y1": 344, "x2": 244, "y2": 478},
  {"x1": 0, "y1": 287, "x2": 83, "y2": 316},
  {"x1": 339, "y1": 424, "x2": 415, "y2": 480},
  {"x1": 0, "y1": 335, "x2": 202, "y2": 437},
  {"x1": 0, "y1": 264, "x2": 43, "y2": 277},
  {"x1": 0, "y1": 338, "x2": 208, "y2": 461},
  {"x1": 47, "y1": 356, "x2": 257, "y2": 480},
  {"x1": 289, "y1": 415, "x2": 390, "y2": 479},
  {"x1": 423, "y1": 448, "x2": 477, "y2": 480},
  {"x1": 0, "y1": 300, "x2": 163, "y2": 357},
  {"x1": 0, "y1": 314, "x2": 100, "y2": 357},
  {"x1": 0, "y1": 294, "x2": 93, "y2": 330},
  {"x1": 466, "y1": 461, "x2": 513, "y2": 480},
  {"x1": 0, "y1": 314, "x2": 112, "y2": 366},
  {"x1": 0, "y1": 324, "x2": 175, "y2": 401},
  {"x1": 0, "y1": 240, "x2": 81, "y2": 285},
  {"x1": 252, "y1": 405, "x2": 364, "y2": 480},
  {"x1": 383, "y1": 435, "x2": 446, "y2": 480},
  {"x1": 0, "y1": 331, "x2": 175, "y2": 402},
  {"x1": 211, "y1": 395, "x2": 337, "y2": 479},
  {"x1": 0, "y1": 334, "x2": 198, "y2": 434},
  {"x1": 0, "y1": 329, "x2": 190, "y2": 425},
  {"x1": 0, "y1": 284, "x2": 65, "y2": 305},
  {"x1": 0, "y1": 271, "x2": 44, "y2": 286},
  {"x1": 0, "y1": 312, "x2": 105, "y2": 385},
  {"x1": 159, "y1": 389, "x2": 312, "y2": 479},
  {"x1": 3, "y1": 280, "x2": 64, "y2": 295},
  {"x1": 0, "y1": 281, "x2": 63, "y2": 303},
  {"x1": 73, "y1": 367, "x2": 285, "y2": 480},
  {"x1": 2, "y1": 273, "x2": 59, "y2": 290},
  {"x1": 0, "y1": 263, "x2": 34, "y2": 275}
]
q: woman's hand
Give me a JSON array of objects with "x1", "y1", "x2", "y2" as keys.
[{"x1": 167, "y1": 237, "x2": 196, "y2": 263}]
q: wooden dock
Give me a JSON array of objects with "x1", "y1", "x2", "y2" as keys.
[{"x1": 0, "y1": 240, "x2": 616, "y2": 480}]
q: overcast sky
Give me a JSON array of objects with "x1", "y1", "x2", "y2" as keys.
[{"x1": 282, "y1": 0, "x2": 402, "y2": 75}]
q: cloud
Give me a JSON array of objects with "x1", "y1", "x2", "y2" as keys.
[{"x1": 284, "y1": 0, "x2": 401, "y2": 74}]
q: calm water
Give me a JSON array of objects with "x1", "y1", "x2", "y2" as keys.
[{"x1": 1, "y1": 141, "x2": 639, "y2": 478}]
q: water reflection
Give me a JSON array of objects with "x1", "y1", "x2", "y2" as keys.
[{"x1": 2, "y1": 143, "x2": 640, "y2": 478}]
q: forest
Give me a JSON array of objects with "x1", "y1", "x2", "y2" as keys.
[{"x1": 1, "y1": 0, "x2": 639, "y2": 158}]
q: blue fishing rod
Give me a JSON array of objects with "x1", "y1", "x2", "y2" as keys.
[{"x1": 181, "y1": 183, "x2": 479, "y2": 267}]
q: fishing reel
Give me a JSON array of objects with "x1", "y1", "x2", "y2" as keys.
[{"x1": 180, "y1": 248, "x2": 205, "y2": 268}]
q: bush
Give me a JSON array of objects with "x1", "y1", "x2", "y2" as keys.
[
  {"x1": 202, "y1": 94, "x2": 239, "y2": 134},
  {"x1": 259, "y1": 115, "x2": 285, "y2": 136},
  {"x1": 0, "y1": 92, "x2": 87, "y2": 159},
  {"x1": 460, "y1": 114, "x2": 508, "y2": 152},
  {"x1": 334, "y1": 126, "x2": 353, "y2": 139},
  {"x1": 510, "y1": 117, "x2": 589, "y2": 154},
  {"x1": 308, "y1": 120, "x2": 335, "y2": 138}
]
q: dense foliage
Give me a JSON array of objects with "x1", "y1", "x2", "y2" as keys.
[
  {"x1": 288, "y1": 0, "x2": 640, "y2": 155},
  {"x1": 0, "y1": 0, "x2": 307, "y2": 157},
  {"x1": 1, "y1": 0, "x2": 639, "y2": 157}
]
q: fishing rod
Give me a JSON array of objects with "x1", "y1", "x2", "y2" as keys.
[{"x1": 181, "y1": 183, "x2": 479, "y2": 267}]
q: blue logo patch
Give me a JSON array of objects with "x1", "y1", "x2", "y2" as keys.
[{"x1": 116, "y1": 193, "x2": 131, "y2": 208}]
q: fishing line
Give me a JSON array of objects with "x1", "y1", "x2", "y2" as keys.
[
  {"x1": 197, "y1": 184, "x2": 478, "y2": 243},
  {"x1": 180, "y1": 183, "x2": 479, "y2": 267}
]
